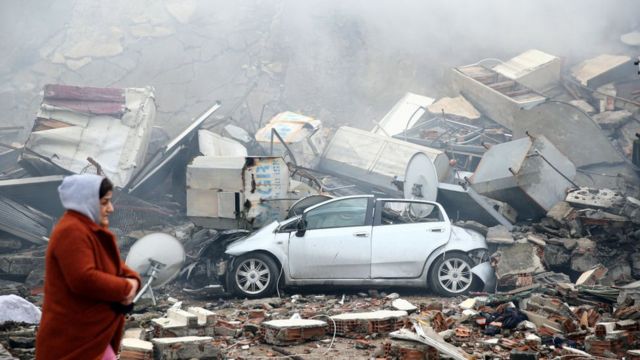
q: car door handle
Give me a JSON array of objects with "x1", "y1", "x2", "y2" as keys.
[
  {"x1": 429, "y1": 228, "x2": 444, "y2": 233},
  {"x1": 353, "y1": 232, "x2": 369, "y2": 237}
]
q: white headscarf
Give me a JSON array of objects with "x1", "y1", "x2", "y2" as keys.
[{"x1": 58, "y1": 174, "x2": 104, "y2": 224}]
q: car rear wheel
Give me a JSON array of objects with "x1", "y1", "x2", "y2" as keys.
[
  {"x1": 429, "y1": 253, "x2": 474, "y2": 296},
  {"x1": 230, "y1": 253, "x2": 278, "y2": 298}
]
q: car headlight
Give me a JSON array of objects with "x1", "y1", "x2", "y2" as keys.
[{"x1": 468, "y1": 249, "x2": 489, "y2": 265}]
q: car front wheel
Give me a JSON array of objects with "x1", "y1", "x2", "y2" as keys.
[
  {"x1": 429, "y1": 253, "x2": 475, "y2": 296},
  {"x1": 230, "y1": 253, "x2": 278, "y2": 298}
]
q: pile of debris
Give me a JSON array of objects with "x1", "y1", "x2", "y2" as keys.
[
  {"x1": 485, "y1": 186, "x2": 640, "y2": 292},
  {"x1": 0, "y1": 45, "x2": 640, "y2": 359},
  {"x1": 7, "y1": 276, "x2": 640, "y2": 360}
]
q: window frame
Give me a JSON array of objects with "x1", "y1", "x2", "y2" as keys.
[
  {"x1": 302, "y1": 196, "x2": 374, "y2": 230},
  {"x1": 373, "y1": 199, "x2": 445, "y2": 226}
]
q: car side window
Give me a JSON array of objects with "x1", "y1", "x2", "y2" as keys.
[
  {"x1": 379, "y1": 201, "x2": 443, "y2": 225},
  {"x1": 304, "y1": 198, "x2": 368, "y2": 230}
]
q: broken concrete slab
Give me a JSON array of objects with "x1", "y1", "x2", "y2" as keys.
[
  {"x1": 390, "y1": 327, "x2": 470, "y2": 360},
  {"x1": 492, "y1": 49, "x2": 562, "y2": 92},
  {"x1": 546, "y1": 201, "x2": 575, "y2": 223},
  {"x1": 570, "y1": 238, "x2": 599, "y2": 272},
  {"x1": 486, "y1": 225, "x2": 514, "y2": 244},
  {"x1": 512, "y1": 102, "x2": 638, "y2": 190},
  {"x1": 526, "y1": 233, "x2": 546, "y2": 247},
  {"x1": 151, "y1": 307, "x2": 217, "y2": 338},
  {"x1": 593, "y1": 110, "x2": 633, "y2": 130},
  {"x1": 391, "y1": 299, "x2": 418, "y2": 313},
  {"x1": 120, "y1": 338, "x2": 153, "y2": 360},
  {"x1": 261, "y1": 319, "x2": 327, "y2": 345},
  {"x1": 602, "y1": 259, "x2": 633, "y2": 285},
  {"x1": 544, "y1": 244, "x2": 571, "y2": 267},
  {"x1": 571, "y1": 54, "x2": 634, "y2": 88},
  {"x1": 566, "y1": 187, "x2": 626, "y2": 210},
  {"x1": 151, "y1": 336, "x2": 220, "y2": 359},
  {"x1": 426, "y1": 95, "x2": 481, "y2": 122},
  {"x1": 330, "y1": 310, "x2": 408, "y2": 336},
  {"x1": 492, "y1": 243, "x2": 546, "y2": 281},
  {"x1": 622, "y1": 196, "x2": 640, "y2": 224}
]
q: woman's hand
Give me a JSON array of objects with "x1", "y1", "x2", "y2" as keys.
[{"x1": 121, "y1": 278, "x2": 139, "y2": 305}]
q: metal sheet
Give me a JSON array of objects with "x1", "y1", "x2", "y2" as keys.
[
  {"x1": 372, "y1": 92, "x2": 434, "y2": 137},
  {"x1": 186, "y1": 156, "x2": 245, "y2": 191},
  {"x1": 471, "y1": 135, "x2": 576, "y2": 220},
  {"x1": 125, "y1": 102, "x2": 221, "y2": 195},
  {"x1": 319, "y1": 127, "x2": 450, "y2": 191},
  {"x1": 0, "y1": 175, "x2": 65, "y2": 216},
  {"x1": 197, "y1": 130, "x2": 247, "y2": 157},
  {"x1": 0, "y1": 195, "x2": 52, "y2": 244},
  {"x1": 23, "y1": 85, "x2": 156, "y2": 187},
  {"x1": 437, "y1": 182, "x2": 514, "y2": 228}
]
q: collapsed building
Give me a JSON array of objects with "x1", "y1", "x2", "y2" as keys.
[{"x1": 1, "y1": 46, "x2": 640, "y2": 359}]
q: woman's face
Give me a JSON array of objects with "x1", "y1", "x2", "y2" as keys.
[{"x1": 99, "y1": 190, "x2": 114, "y2": 227}]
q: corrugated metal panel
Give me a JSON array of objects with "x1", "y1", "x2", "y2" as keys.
[{"x1": 0, "y1": 195, "x2": 52, "y2": 244}]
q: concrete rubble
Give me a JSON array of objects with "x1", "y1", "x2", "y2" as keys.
[{"x1": 0, "y1": 6, "x2": 640, "y2": 359}]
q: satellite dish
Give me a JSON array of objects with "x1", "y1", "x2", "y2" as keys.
[
  {"x1": 404, "y1": 152, "x2": 438, "y2": 201},
  {"x1": 403, "y1": 152, "x2": 438, "y2": 218},
  {"x1": 126, "y1": 233, "x2": 185, "y2": 304}
]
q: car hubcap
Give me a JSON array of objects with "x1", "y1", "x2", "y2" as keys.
[
  {"x1": 236, "y1": 259, "x2": 270, "y2": 295},
  {"x1": 437, "y1": 258, "x2": 472, "y2": 293}
]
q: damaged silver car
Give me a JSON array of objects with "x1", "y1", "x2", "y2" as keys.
[{"x1": 216, "y1": 195, "x2": 496, "y2": 298}]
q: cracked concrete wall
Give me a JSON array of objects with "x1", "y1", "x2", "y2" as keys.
[{"x1": 1, "y1": 0, "x2": 639, "y2": 144}]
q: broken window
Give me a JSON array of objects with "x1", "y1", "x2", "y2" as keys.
[{"x1": 379, "y1": 201, "x2": 441, "y2": 225}]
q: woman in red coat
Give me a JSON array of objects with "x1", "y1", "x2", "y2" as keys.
[{"x1": 36, "y1": 175, "x2": 141, "y2": 360}]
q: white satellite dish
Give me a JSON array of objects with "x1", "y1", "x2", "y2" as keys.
[
  {"x1": 404, "y1": 152, "x2": 438, "y2": 201},
  {"x1": 125, "y1": 233, "x2": 185, "y2": 304},
  {"x1": 403, "y1": 152, "x2": 439, "y2": 219}
]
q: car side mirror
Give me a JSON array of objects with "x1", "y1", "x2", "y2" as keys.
[{"x1": 295, "y1": 217, "x2": 307, "y2": 237}]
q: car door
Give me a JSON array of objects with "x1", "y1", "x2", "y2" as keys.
[
  {"x1": 288, "y1": 197, "x2": 373, "y2": 279},
  {"x1": 370, "y1": 200, "x2": 450, "y2": 278}
]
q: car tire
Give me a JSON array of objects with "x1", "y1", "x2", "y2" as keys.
[
  {"x1": 429, "y1": 253, "x2": 475, "y2": 297},
  {"x1": 230, "y1": 253, "x2": 279, "y2": 298}
]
